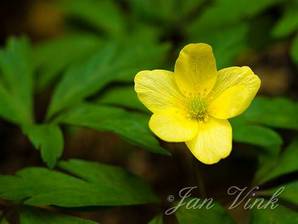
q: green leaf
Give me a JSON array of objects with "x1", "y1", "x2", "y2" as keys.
[
  {"x1": 175, "y1": 198, "x2": 235, "y2": 224},
  {"x1": 187, "y1": 0, "x2": 282, "y2": 66},
  {"x1": 231, "y1": 118, "x2": 282, "y2": 155},
  {"x1": 0, "y1": 159, "x2": 158, "y2": 206},
  {"x1": 20, "y1": 207, "x2": 97, "y2": 224},
  {"x1": 108, "y1": 29, "x2": 170, "y2": 82},
  {"x1": 188, "y1": 23, "x2": 249, "y2": 68},
  {"x1": 188, "y1": 5, "x2": 241, "y2": 33},
  {"x1": 112, "y1": 40, "x2": 170, "y2": 82},
  {"x1": 22, "y1": 124, "x2": 64, "y2": 168},
  {"x1": 128, "y1": 0, "x2": 176, "y2": 23},
  {"x1": 0, "y1": 218, "x2": 9, "y2": 224},
  {"x1": 47, "y1": 43, "x2": 118, "y2": 118},
  {"x1": 242, "y1": 97, "x2": 298, "y2": 130},
  {"x1": 0, "y1": 85, "x2": 29, "y2": 124},
  {"x1": 128, "y1": 0, "x2": 204, "y2": 23},
  {"x1": 250, "y1": 203, "x2": 298, "y2": 224},
  {"x1": 262, "y1": 181, "x2": 298, "y2": 205},
  {"x1": 148, "y1": 214, "x2": 163, "y2": 224},
  {"x1": 291, "y1": 34, "x2": 298, "y2": 64},
  {"x1": 59, "y1": 0, "x2": 125, "y2": 36},
  {"x1": 189, "y1": 0, "x2": 281, "y2": 32},
  {"x1": 96, "y1": 86, "x2": 147, "y2": 112},
  {"x1": 47, "y1": 37, "x2": 169, "y2": 118},
  {"x1": 178, "y1": 0, "x2": 205, "y2": 18},
  {"x1": 247, "y1": 15, "x2": 275, "y2": 50},
  {"x1": 254, "y1": 138, "x2": 298, "y2": 185},
  {"x1": 57, "y1": 103, "x2": 169, "y2": 155},
  {"x1": 272, "y1": 3, "x2": 298, "y2": 38},
  {"x1": 33, "y1": 33, "x2": 102, "y2": 89},
  {"x1": 0, "y1": 37, "x2": 33, "y2": 124}
]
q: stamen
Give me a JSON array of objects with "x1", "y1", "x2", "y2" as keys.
[{"x1": 188, "y1": 97, "x2": 208, "y2": 122}]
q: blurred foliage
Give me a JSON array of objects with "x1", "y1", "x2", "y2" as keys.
[
  {"x1": 33, "y1": 33, "x2": 102, "y2": 90},
  {"x1": 250, "y1": 203, "x2": 298, "y2": 223},
  {"x1": 240, "y1": 97, "x2": 298, "y2": 130},
  {"x1": 148, "y1": 215, "x2": 163, "y2": 224},
  {"x1": 96, "y1": 86, "x2": 149, "y2": 112},
  {"x1": 46, "y1": 35, "x2": 169, "y2": 118},
  {"x1": 57, "y1": 103, "x2": 168, "y2": 155},
  {"x1": 292, "y1": 34, "x2": 298, "y2": 64},
  {"x1": 254, "y1": 138, "x2": 298, "y2": 185},
  {"x1": 263, "y1": 180, "x2": 298, "y2": 205},
  {"x1": 59, "y1": 0, "x2": 126, "y2": 36},
  {"x1": 0, "y1": 0, "x2": 297, "y2": 223},
  {"x1": 0, "y1": 159, "x2": 158, "y2": 206},
  {"x1": 20, "y1": 208, "x2": 97, "y2": 224},
  {"x1": 272, "y1": 0, "x2": 298, "y2": 38},
  {"x1": 176, "y1": 199, "x2": 235, "y2": 224},
  {"x1": 0, "y1": 38, "x2": 33, "y2": 125}
]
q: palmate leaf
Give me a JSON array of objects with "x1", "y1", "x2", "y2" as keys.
[
  {"x1": 22, "y1": 124, "x2": 64, "y2": 168},
  {"x1": 0, "y1": 37, "x2": 66, "y2": 168},
  {"x1": 0, "y1": 159, "x2": 158, "y2": 207},
  {"x1": 175, "y1": 198, "x2": 235, "y2": 224},
  {"x1": 33, "y1": 33, "x2": 102, "y2": 90},
  {"x1": 56, "y1": 103, "x2": 169, "y2": 155},
  {"x1": 20, "y1": 207, "x2": 97, "y2": 224},
  {"x1": 250, "y1": 203, "x2": 298, "y2": 224},
  {"x1": 0, "y1": 37, "x2": 34, "y2": 125},
  {"x1": 47, "y1": 36, "x2": 169, "y2": 118},
  {"x1": 254, "y1": 138, "x2": 298, "y2": 185}
]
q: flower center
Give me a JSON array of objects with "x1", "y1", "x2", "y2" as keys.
[{"x1": 187, "y1": 97, "x2": 208, "y2": 122}]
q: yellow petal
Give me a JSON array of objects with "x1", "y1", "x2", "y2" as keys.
[
  {"x1": 134, "y1": 70, "x2": 186, "y2": 113},
  {"x1": 186, "y1": 118, "x2": 232, "y2": 165},
  {"x1": 149, "y1": 109, "x2": 198, "y2": 142},
  {"x1": 174, "y1": 43, "x2": 217, "y2": 97},
  {"x1": 207, "y1": 66, "x2": 261, "y2": 119}
]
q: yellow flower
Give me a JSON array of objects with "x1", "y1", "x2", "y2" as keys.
[{"x1": 134, "y1": 43, "x2": 261, "y2": 164}]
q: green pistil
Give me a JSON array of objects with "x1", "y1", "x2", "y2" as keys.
[{"x1": 188, "y1": 98, "x2": 208, "y2": 121}]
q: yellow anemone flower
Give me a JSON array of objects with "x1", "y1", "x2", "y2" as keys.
[{"x1": 134, "y1": 43, "x2": 261, "y2": 164}]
